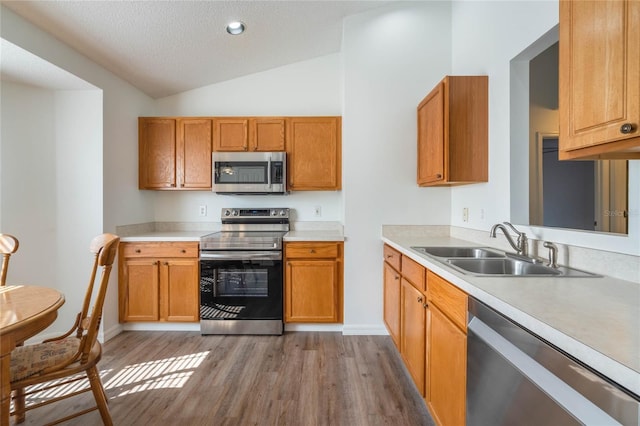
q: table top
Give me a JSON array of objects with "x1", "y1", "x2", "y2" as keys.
[{"x1": 0, "y1": 285, "x2": 65, "y2": 335}]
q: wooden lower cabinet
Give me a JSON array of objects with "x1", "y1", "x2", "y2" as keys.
[
  {"x1": 383, "y1": 261, "x2": 401, "y2": 348},
  {"x1": 401, "y1": 278, "x2": 427, "y2": 396},
  {"x1": 382, "y1": 246, "x2": 468, "y2": 425},
  {"x1": 426, "y1": 271, "x2": 468, "y2": 426},
  {"x1": 284, "y1": 242, "x2": 344, "y2": 323},
  {"x1": 427, "y1": 304, "x2": 466, "y2": 426},
  {"x1": 119, "y1": 242, "x2": 199, "y2": 322}
]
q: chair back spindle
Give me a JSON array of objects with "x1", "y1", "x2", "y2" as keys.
[{"x1": 0, "y1": 234, "x2": 19, "y2": 286}]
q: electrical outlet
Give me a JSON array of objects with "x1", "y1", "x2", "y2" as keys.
[
  {"x1": 314, "y1": 206, "x2": 322, "y2": 217},
  {"x1": 463, "y1": 207, "x2": 469, "y2": 222},
  {"x1": 199, "y1": 205, "x2": 207, "y2": 217}
]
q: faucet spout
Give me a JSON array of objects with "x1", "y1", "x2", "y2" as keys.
[{"x1": 489, "y1": 222, "x2": 528, "y2": 256}]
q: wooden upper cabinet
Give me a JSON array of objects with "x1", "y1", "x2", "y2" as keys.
[
  {"x1": 139, "y1": 118, "x2": 176, "y2": 189},
  {"x1": 559, "y1": 0, "x2": 640, "y2": 159},
  {"x1": 214, "y1": 117, "x2": 286, "y2": 152},
  {"x1": 287, "y1": 117, "x2": 342, "y2": 190},
  {"x1": 139, "y1": 117, "x2": 212, "y2": 190},
  {"x1": 252, "y1": 118, "x2": 286, "y2": 151},
  {"x1": 178, "y1": 119, "x2": 212, "y2": 189},
  {"x1": 417, "y1": 76, "x2": 488, "y2": 186},
  {"x1": 213, "y1": 118, "x2": 249, "y2": 151}
]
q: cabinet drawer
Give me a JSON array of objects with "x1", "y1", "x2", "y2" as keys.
[
  {"x1": 286, "y1": 242, "x2": 340, "y2": 259},
  {"x1": 427, "y1": 271, "x2": 467, "y2": 332},
  {"x1": 121, "y1": 242, "x2": 199, "y2": 258},
  {"x1": 401, "y1": 256, "x2": 425, "y2": 292},
  {"x1": 383, "y1": 244, "x2": 401, "y2": 271}
]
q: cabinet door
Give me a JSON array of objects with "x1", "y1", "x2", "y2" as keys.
[
  {"x1": 178, "y1": 119, "x2": 212, "y2": 189},
  {"x1": 401, "y1": 279, "x2": 427, "y2": 396},
  {"x1": 427, "y1": 304, "x2": 466, "y2": 426},
  {"x1": 139, "y1": 118, "x2": 176, "y2": 189},
  {"x1": 214, "y1": 118, "x2": 249, "y2": 151},
  {"x1": 287, "y1": 117, "x2": 341, "y2": 190},
  {"x1": 559, "y1": 0, "x2": 640, "y2": 159},
  {"x1": 119, "y1": 259, "x2": 160, "y2": 322},
  {"x1": 251, "y1": 118, "x2": 286, "y2": 151},
  {"x1": 383, "y1": 262, "x2": 401, "y2": 349},
  {"x1": 285, "y1": 259, "x2": 338, "y2": 322},
  {"x1": 417, "y1": 82, "x2": 446, "y2": 185},
  {"x1": 161, "y1": 259, "x2": 199, "y2": 322}
]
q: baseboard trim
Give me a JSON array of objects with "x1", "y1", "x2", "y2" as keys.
[
  {"x1": 122, "y1": 323, "x2": 201, "y2": 332},
  {"x1": 284, "y1": 324, "x2": 344, "y2": 332},
  {"x1": 341, "y1": 324, "x2": 389, "y2": 335}
]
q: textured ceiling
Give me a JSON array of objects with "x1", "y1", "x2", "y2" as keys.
[{"x1": 1, "y1": 1, "x2": 393, "y2": 98}]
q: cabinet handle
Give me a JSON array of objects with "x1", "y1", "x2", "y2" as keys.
[{"x1": 620, "y1": 123, "x2": 636, "y2": 134}]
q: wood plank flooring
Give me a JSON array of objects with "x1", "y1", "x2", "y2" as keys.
[{"x1": 15, "y1": 332, "x2": 435, "y2": 425}]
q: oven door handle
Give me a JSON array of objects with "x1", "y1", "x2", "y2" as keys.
[{"x1": 200, "y1": 251, "x2": 282, "y2": 261}]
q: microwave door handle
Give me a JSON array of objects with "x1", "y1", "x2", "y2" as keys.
[{"x1": 267, "y1": 156, "x2": 272, "y2": 188}]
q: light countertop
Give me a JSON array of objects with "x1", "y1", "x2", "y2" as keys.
[{"x1": 382, "y1": 234, "x2": 640, "y2": 396}]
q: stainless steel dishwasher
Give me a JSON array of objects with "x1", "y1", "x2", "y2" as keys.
[{"x1": 467, "y1": 297, "x2": 639, "y2": 426}]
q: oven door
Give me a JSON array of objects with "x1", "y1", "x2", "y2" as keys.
[{"x1": 200, "y1": 251, "x2": 283, "y2": 325}]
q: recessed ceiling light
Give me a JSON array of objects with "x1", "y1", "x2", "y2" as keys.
[{"x1": 226, "y1": 21, "x2": 245, "y2": 35}]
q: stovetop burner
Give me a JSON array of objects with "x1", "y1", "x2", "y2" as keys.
[{"x1": 200, "y1": 208, "x2": 290, "y2": 252}]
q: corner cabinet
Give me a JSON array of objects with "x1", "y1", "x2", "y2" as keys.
[
  {"x1": 139, "y1": 118, "x2": 212, "y2": 190},
  {"x1": 284, "y1": 241, "x2": 343, "y2": 323},
  {"x1": 287, "y1": 117, "x2": 342, "y2": 191},
  {"x1": 213, "y1": 117, "x2": 286, "y2": 152},
  {"x1": 417, "y1": 76, "x2": 488, "y2": 186},
  {"x1": 559, "y1": 0, "x2": 640, "y2": 160},
  {"x1": 118, "y1": 242, "x2": 200, "y2": 322}
]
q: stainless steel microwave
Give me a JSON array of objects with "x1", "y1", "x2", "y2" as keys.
[{"x1": 212, "y1": 152, "x2": 287, "y2": 194}]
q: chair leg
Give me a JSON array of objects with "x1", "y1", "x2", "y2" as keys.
[
  {"x1": 87, "y1": 366, "x2": 112, "y2": 426},
  {"x1": 12, "y1": 387, "x2": 26, "y2": 423}
]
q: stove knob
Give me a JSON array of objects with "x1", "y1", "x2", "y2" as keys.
[
  {"x1": 279, "y1": 209, "x2": 287, "y2": 217},
  {"x1": 232, "y1": 210, "x2": 239, "y2": 217},
  {"x1": 271, "y1": 210, "x2": 277, "y2": 216},
  {"x1": 224, "y1": 209, "x2": 231, "y2": 217}
]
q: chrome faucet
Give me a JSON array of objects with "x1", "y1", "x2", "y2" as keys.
[{"x1": 490, "y1": 222, "x2": 528, "y2": 257}]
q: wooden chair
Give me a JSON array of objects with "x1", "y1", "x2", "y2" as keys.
[
  {"x1": 9, "y1": 233, "x2": 120, "y2": 425},
  {"x1": 0, "y1": 233, "x2": 19, "y2": 286}
]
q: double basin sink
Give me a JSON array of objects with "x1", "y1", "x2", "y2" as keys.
[{"x1": 411, "y1": 246, "x2": 598, "y2": 277}]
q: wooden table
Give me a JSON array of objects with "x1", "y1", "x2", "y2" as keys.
[{"x1": 0, "y1": 285, "x2": 64, "y2": 425}]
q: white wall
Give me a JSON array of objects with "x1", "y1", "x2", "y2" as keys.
[
  {"x1": 1, "y1": 6, "x2": 155, "y2": 338},
  {"x1": 342, "y1": 2, "x2": 452, "y2": 332},
  {"x1": 0, "y1": 82, "x2": 103, "y2": 335},
  {"x1": 450, "y1": 1, "x2": 640, "y2": 257}
]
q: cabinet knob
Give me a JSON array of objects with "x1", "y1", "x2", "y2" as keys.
[
  {"x1": 620, "y1": 123, "x2": 636, "y2": 134},
  {"x1": 417, "y1": 296, "x2": 423, "y2": 303},
  {"x1": 386, "y1": 254, "x2": 393, "y2": 259},
  {"x1": 310, "y1": 249, "x2": 316, "y2": 253},
  {"x1": 436, "y1": 174, "x2": 443, "y2": 179},
  {"x1": 181, "y1": 249, "x2": 186, "y2": 253},
  {"x1": 423, "y1": 303, "x2": 428, "y2": 309},
  {"x1": 153, "y1": 261, "x2": 158, "y2": 265},
  {"x1": 164, "y1": 262, "x2": 169, "y2": 266},
  {"x1": 394, "y1": 275, "x2": 400, "y2": 281},
  {"x1": 135, "y1": 249, "x2": 141, "y2": 253}
]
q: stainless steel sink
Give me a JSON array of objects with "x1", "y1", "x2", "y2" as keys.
[
  {"x1": 447, "y1": 258, "x2": 561, "y2": 276},
  {"x1": 411, "y1": 246, "x2": 505, "y2": 258}
]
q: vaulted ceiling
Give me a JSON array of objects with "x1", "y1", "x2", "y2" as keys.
[{"x1": 1, "y1": 1, "x2": 394, "y2": 98}]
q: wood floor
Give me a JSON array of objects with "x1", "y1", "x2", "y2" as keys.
[{"x1": 15, "y1": 331, "x2": 435, "y2": 426}]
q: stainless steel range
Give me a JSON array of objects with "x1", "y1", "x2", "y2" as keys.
[{"x1": 199, "y1": 208, "x2": 289, "y2": 335}]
